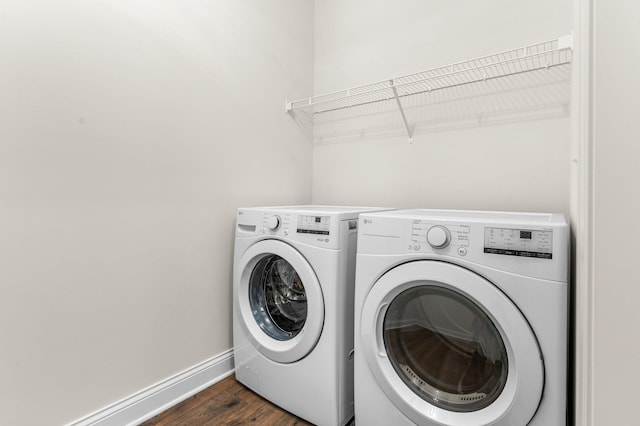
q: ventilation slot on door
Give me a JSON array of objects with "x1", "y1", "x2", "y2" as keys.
[{"x1": 400, "y1": 364, "x2": 487, "y2": 405}]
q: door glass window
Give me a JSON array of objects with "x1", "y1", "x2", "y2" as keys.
[
  {"x1": 249, "y1": 255, "x2": 307, "y2": 341},
  {"x1": 384, "y1": 286, "x2": 508, "y2": 412}
]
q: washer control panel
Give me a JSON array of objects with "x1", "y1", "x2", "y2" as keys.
[
  {"x1": 238, "y1": 208, "x2": 371, "y2": 251},
  {"x1": 296, "y1": 215, "x2": 331, "y2": 235},
  {"x1": 266, "y1": 215, "x2": 281, "y2": 231},
  {"x1": 484, "y1": 227, "x2": 553, "y2": 259},
  {"x1": 254, "y1": 212, "x2": 333, "y2": 245},
  {"x1": 261, "y1": 213, "x2": 292, "y2": 235}
]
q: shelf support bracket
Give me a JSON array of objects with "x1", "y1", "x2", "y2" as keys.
[{"x1": 390, "y1": 80, "x2": 414, "y2": 143}]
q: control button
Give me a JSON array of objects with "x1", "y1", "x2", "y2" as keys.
[
  {"x1": 266, "y1": 215, "x2": 281, "y2": 231},
  {"x1": 457, "y1": 247, "x2": 468, "y2": 256},
  {"x1": 412, "y1": 242, "x2": 421, "y2": 251},
  {"x1": 427, "y1": 225, "x2": 451, "y2": 249},
  {"x1": 284, "y1": 228, "x2": 289, "y2": 236}
]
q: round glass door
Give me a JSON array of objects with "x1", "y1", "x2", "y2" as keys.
[
  {"x1": 360, "y1": 261, "x2": 543, "y2": 425},
  {"x1": 236, "y1": 240, "x2": 324, "y2": 364},
  {"x1": 384, "y1": 286, "x2": 508, "y2": 412},
  {"x1": 249, "y1": 255, "x2": 307, "y2": 341}
]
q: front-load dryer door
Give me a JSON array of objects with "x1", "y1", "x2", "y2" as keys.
[
  {"x1": 360, "y1": 261, "x2": 543, "y2": 426},
  {"x1": 236, "y1": 240, "x2": 324, "y2": 364}
]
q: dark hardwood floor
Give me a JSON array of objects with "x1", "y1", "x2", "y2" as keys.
[{"x1": 139, "y1": 374, "x2": 313, "y2": 425}]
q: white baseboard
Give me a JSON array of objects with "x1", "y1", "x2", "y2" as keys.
[{"x1": 69, "y1": 349, "x2": 234, "y2": 426}]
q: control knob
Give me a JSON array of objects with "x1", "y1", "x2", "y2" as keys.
[
  {"x1": 266, "y1": 215, "x2": 281, "y2": 231},
  {"x1": 427, "y1": 225, "x2": 451, "y2": 249}
]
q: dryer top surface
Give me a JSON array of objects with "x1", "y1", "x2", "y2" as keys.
[{"x1": 361, "y1": 209, "x2": 567, "y2": 227}]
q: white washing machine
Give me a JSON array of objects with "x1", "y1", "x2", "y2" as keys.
[
  {"x1": 233, "y1": 205, "x2": 389, "y2": 426},
  {"x1": 354, "y1": 210, "x2": 569, "y2": 426}
]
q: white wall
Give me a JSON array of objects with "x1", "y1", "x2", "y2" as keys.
[
  {"x1": 592, "y1": 1, "x2": 640, "y2": 423},
  {"x1": 312, "y1": 0, "x2": 573, "y2": 216},
  {"x1": 0, "y1": 1, "x2": 313, "y2": 424}
]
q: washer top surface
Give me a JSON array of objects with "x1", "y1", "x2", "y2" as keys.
[{"x1": 241, "y1": 205, "x2": 390, "y2": 218}]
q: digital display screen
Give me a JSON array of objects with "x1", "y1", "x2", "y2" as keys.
[
  {"x1": 484, "y1": 227, "x2": 553, "y2": 259},
  {"x1": 297, "y1": 215, "x2": 330, "y2": 235}
]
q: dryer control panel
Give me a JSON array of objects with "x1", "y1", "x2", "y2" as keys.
[
  {"x1": 411, "y1": 221, "x2": 470, "y2": 253},
  {"x1": 484, "y1": 227, "x2": 553, "y2": 259},
  {"x1": 358, "y1": 209, "x2": 569, "y2": 282},
  {"x1": 408, "y1": 221, "x2": 554, "y2": 259}
]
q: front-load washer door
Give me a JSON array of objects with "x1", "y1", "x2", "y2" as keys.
[
  {"x1": 237, "y1": 240, "x2": 324, "y2": 364},
  {"x1": 360, "y1": 261, "x2": 543, "y2": 426}
]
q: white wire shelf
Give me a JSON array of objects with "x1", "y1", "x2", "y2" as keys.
[{"x1": 286, "y1": 35, "x2": 573, "y2": 141}]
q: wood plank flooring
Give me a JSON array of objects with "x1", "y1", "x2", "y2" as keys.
[{"x1": 139, "y1": 374, "x2": 313, "y2": 425}]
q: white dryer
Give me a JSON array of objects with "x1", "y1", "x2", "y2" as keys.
[
  {"x1": 233, "y1": 205, "x2": 389, "y2": 426},
  {"x1": 354, "y1": 210, "x2": 569, "y2": 426}
]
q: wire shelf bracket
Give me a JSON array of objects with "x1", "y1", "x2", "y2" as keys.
[{"x1": 285, "y1": 34, "x2": 573, "y2": 142}]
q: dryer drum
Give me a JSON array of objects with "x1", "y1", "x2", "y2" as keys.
[
  {"x1": 249, "y1": 255, "x2": 308, "y2": 341},
  {"x1": 383, "y1": 285, "x2": 508, "y2": 412}
]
